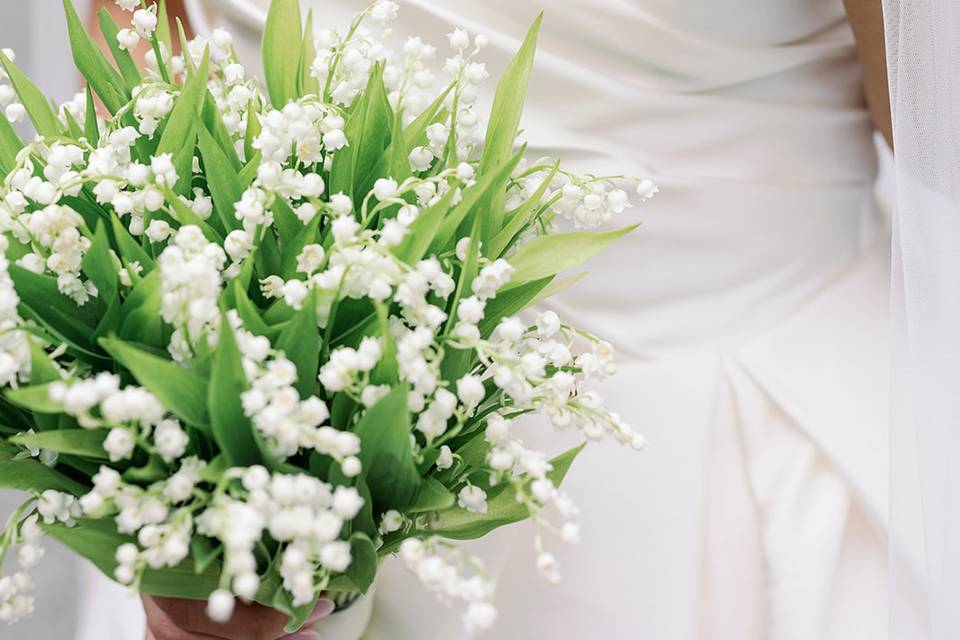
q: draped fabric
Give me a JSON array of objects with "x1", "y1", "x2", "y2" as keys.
[{"x1": 884, "y1": 2, "x2": 960, "y2": 638}]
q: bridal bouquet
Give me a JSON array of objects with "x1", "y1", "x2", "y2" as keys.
[{"x1": 0, "y1": 0, "x2": 653, "y2": 633}]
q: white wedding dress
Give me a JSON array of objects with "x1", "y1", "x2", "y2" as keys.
[{"x1": 79, "y1": 1, "x2": 890, "y2": 638}]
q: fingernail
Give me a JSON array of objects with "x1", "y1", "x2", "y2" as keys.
[
  {"x1": 284, "y1": 632, "x2": 321, "y2": 640},
  {"x1": 302, "y1": 597, "x2": 336, "y2": 626}
]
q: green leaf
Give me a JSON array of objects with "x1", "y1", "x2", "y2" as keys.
[
  {"x1": 429, "y1": 147, "x2": 525, "y2": 255},
  {"x1": 208, "y1": 316, "x2": 262, "y2": 466},
  {"x1": 110, "y1": 213, "x2": 155, "y2": 271},
  {"x1": 272, "y1": 197, "x2": 301, "y2": 243},
  {"x1": 478, "y1": 14, "x2": 541, "y2": 236},
  {"x1": 244, "y1": 101, "x2": 261, "y2": 164},
  {"x1": 408, "y1": 476, "x2": 455, "y2": 514},
  {"x1": 275, "y1": 290, "x2": 320, "y2": 398},
  {"x1": 280, "y1": 211, "x2": 320, "y2": 279},
  {"x1": 97, "y1": 9, "x2": 142, "y2": 90},
  {"x1": 61, "y1": 0, "x2": 126, "y2": 114},
  {"x1": 434, "y1": 443, "x2": 585, "y2": 540},
  {"x1": 201, "y1": 92, "x2": 242, "y2": 170},
  {"x1": 0, "y1": 50, "x2": 60, "y2": 137},
  {"x1": 189, "y1": 535, "x2": 222, "y2": 575},
  {"x1": 44, "y1": 518, "x2": 221, "y2": 598},
  {"x1": 10, "y1": 265, "x2": 100, "y2": 352},
  {"x1": 165, "y1": 190, "x2": 222, "y2": 241},
  {"x1": 83, "y1": 86, "x2": 100, "y2": 143},
  {"x1": 81, "y1": 221, "x2": 118, "y2": 303},
  {"x1": 0, "y1": 111, "x2": 24, "y2": 174},
  {"x1": 478, "y1": 276, "x2": 553, "y2": 338},
  {"x1": 506, "y1": 224, "x2": 639, "y2": 285},
  {"x1": 533, "y1": 272, "x2": 587, "y2": 304},
  {"x1": 490, "y1": 163, "x2": 557, "y2": 257},
  {"x1": 352, "y1": 385, "x2": 419, "y2": 513},
  {"x1": 391, "y1": 181, "x2": 457, "y2": 265},
  {"x1": 157, "y1": 49, "x2": 210, "y2": 195},
  {"x1": 329, "y1": 65, "x2": 393, "y2": 204},
  {"x1": 344, "y1": 532, "x2": 378, "y2": 595},
  {"x1": 262, "y1": 0, "x2": 303, "y2": 107},
  {"x1": 117, "y1": 271, "x2": 164, "y2": 348},
  {"x1": 100, "y1": 338, "x2": 210, "y2": 433},
  {"x1": 298, "y1": 10, "x2": 319, "y2": 97},
  {"x1": 6, "y1": 383, "x2": 62, "y2": 414},
  {"x1": 197, "y1": 124, "x2": 243, "y2": 232},
  {"x1": 155, "y1": 0, "x2": 174, "y2": 54},
  {"x1": 0, "y1": 458, "x2": 88, "y2": 495},
  {"x1": 11, "y1": 430, "x2": 107, "y2": 459}
]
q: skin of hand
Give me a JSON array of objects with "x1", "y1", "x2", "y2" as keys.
[
  {"x1": 842, "y1": 0, "x2": 894, "y2": 148},
  {"x1": 142, "y1": 594, "x2": 335, "y2": 640}
]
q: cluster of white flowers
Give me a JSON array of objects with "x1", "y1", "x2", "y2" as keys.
[
  {"x1": 230, "y1": 313, "x2": 362, "y2": 472},
  {"x1": 49, "y1": 372, "x2": 180, "y2": 463},
  {"x1": 0, "y1": 514, "x2": 43, "y2": 623},
  {"x1": 158, "y1": 225, "x2": 227, "y2": 362},
  {"x1": 398, "y1": 538, "x2": 497, "y2": 635},
  {"x1": 113, "y1": 1, "x2": 159, "y2": 52},
  {"x1": 132, "y1": 84, "x2": 176, "y2": 138},
  {"x1": 196, "y1": 467, "x2": 363, "y2": 620},
  {"x1": 0, "y1": 48, "x2": 24, "y2": 124}
]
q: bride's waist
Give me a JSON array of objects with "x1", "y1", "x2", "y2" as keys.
[
  {"x1": 541, "y1": 178, "x2": 886, "y2": 354},
  {"x1": 524, "y1": 94, "x2": 878, "y2": 185}
]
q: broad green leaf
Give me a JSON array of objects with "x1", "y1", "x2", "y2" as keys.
[
  {"x1": 201, "y1": 92, "x2": 242, "y2": 170},
  {"x1": 189, "y1": 535, "x2": 222, "y2": 575},
  {"x1": 109, "y1": 213, "x2": 154, "y2": 271},
  {"x1": 352, "y1": 385, "x2": 419, "y2": 513},
  {"x1": 97, "y1": 9, "x2": 142, "y2": 90},
  {"x1": 83, "y1": 87, "x2": 99, "y2": 142},
  {"x1": 44, "y1": 518, "x2": 221, "y2": 598},
  {"x1": 298, "y1": 10, "x2": 319, "y2": 96},
  {"x1": 429, "y1": 147, "x2": 525, "y2": 255},
  {"x1": 117, "y1": 271, "x2": 164, "y2": 347},
  {"x1": 275, "y1": 290, "x2": 320, "y2": 398},
  {"x1": 478, "y1": 14, "x2": 541, "y2": 237},
  {"x1": 490, "y1": 163, "x2": 558, "y2": 257},
  {"x1": 239, "y1": 151, "x2": 261, "y2": 188},
  {"x1": 165, "y1": 190, "x2": 222, "y2": 241},
  {"x1": 208, "y1": 316, "x2": 262, "y2": 466},
  {"x1": 0, "y1": 50, "x2": 60, "y2": 137},
  {"x1": 231, "y1": 279, "x2": 279, "y2": 340},
  {"x1": 533, "y1": 271, "x2": 587, "y2": 303},
  {"x1": 100, "y1": 337, "x2": 210, "y2": 432},
  {"x1": 0, "y1": 458, "x2": 88, "y2": 495},
  {"x1": 197, "y1": 124, "x2": 243, "y2": 232},
  {"x1": 329, "y1": 65, "x2": 393, "y2": 204},
  {"x1": 408, "y1": 476, "x2": 455, "y2": 514},
  {"x1": 434, "y1": 443, "x2": 584, "y2": 540},
  {"x1": 280, "y1": 211, "x2": 320, "y2": 279},
  {"x1": 155, "y1": 0, "x2": 174, "y2": 54},
  {"x1": 81, "y1": 221, "x2": 118, "y2": 303},
  {"x1": 344, "y1": 533, "x2": 378, "y2": 595},
  {"x1": 11, "y1": 429, "x2": 107, "y2": 459},
  {"x1": 262, "y1": 0, "x2": 303, "y2": 107},
  {"x1": 10, "y1": 265, "x2": 100, "y2": 352},
  {"x1": 0, "y1": 111, "x2": 24, "y2": 174},
  {"x1": 6, "y1": 383, "x2": 62, "y2": 414},
  {"x1": 271, "y1": 197, "x2": 301, "y2": 243},
  {"x1": 392, "y1": 185, "x2": 457, "y2": 264},
  {"x1": 403, "y1": 83, "x2": 453, "y2": 150},
  {"x1": 29, "y1": 340, "x2": 62, "y2": 385},
  {"x1": 477, "y1": 275, "x2": 553, "y2": 338},
  {"x1": 157, "y1": 49, "x2": 210, "y2": 195},
  {"x1": 61, "y1": 0, "x2": 126, "y2": 114},
  {"x1": 506, "y1": 224, "x2": 639, "y2": 285}
]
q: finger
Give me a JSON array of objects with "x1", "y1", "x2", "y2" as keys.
[
  {"x1": 143, "y1": 595, "x2": 227, "y2": 640},
  {"x1": 146, "y1": 595, "x2": 290, "y2": 640},
  {"x1": 300, "y1": 598, "x2": 335, "y2": 628}
]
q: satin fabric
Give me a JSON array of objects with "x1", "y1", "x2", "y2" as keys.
[{"x1": 79, "y1": 1, "x2": 890, "y2": 637}]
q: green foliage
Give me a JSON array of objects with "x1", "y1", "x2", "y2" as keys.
[{"x1": 262, "y1": 0, "x2": 303, "y2": 107}]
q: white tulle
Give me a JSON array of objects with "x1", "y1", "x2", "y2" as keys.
[{"x1": 884, "y1": 1, "x2": 960, "y2": 638}]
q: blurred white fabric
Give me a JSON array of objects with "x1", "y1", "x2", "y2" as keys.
[
  {"x1": 884, "y1": 1, "x2": 960, "y2": 638},
  {"x1": 85, "y1": 1, "x2": 895, "y2": 638}
]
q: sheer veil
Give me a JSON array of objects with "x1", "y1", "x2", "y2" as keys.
[{"x1": 884, "y1": 1, "x2": 960, "y2": 637}]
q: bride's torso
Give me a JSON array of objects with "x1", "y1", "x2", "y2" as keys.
[{"x1": 192, "y1": 0, "x2": 881, "y2": 354}]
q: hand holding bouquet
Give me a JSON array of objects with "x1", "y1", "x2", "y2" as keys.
[{"x1": 0, "y1": 0, "x2": 654, "y2": 633}]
